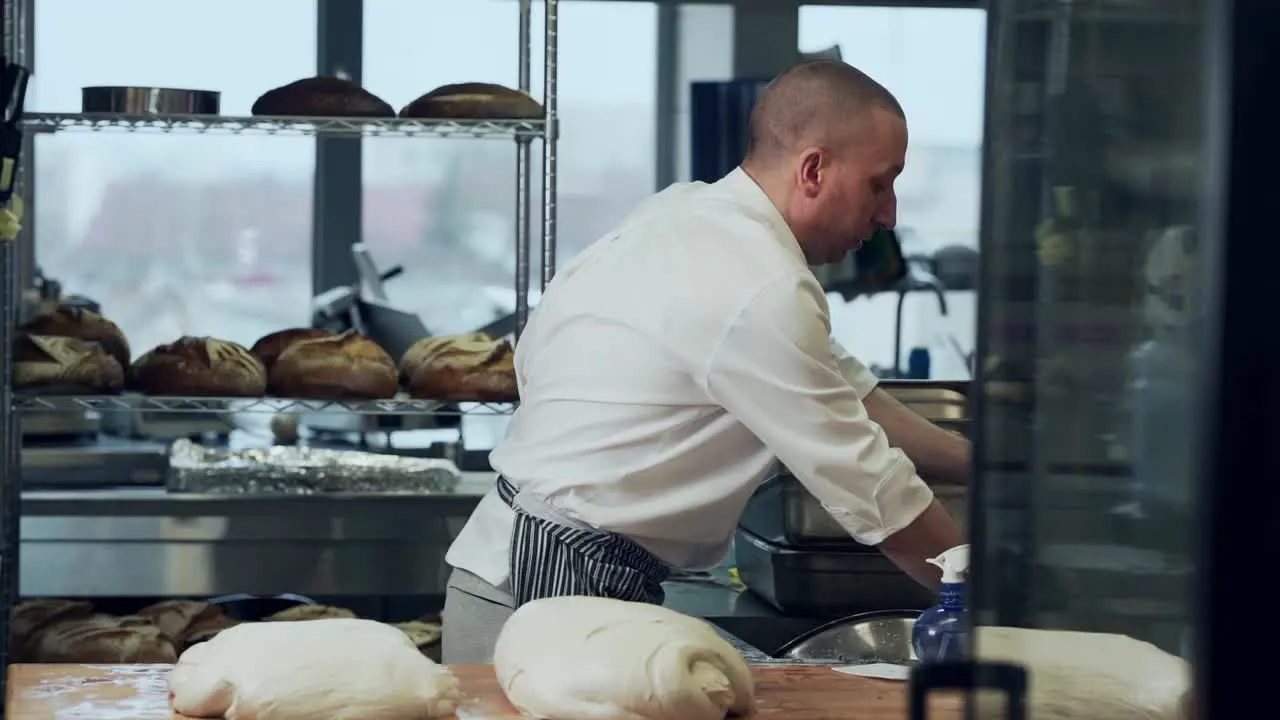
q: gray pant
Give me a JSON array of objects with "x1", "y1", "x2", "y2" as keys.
[{"x1": 441, "y1": 567, "x2": 516, "y2": 664}]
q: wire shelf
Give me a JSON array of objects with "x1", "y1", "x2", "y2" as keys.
[
  {"x1": 16, "y1": 395, "x2": 516, "y2": 416},
  {"x1": 19, "y1": 113, "x2": 545, "y2": 139}
]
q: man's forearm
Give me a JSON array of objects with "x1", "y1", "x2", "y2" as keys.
[
  {"x1": 877, "y1": 499, "x2": 965, "y2": 592},
  {"x1": 863, "y1": 387, "x2": 970, "y2": 484}
]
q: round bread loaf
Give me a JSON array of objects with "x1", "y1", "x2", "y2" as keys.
[
  {"x1": 20, "y1": 306, "x2": 130, "y2": 368},
  {"x1": 399, "y1": 332, "x2": 519, "y2": 402},
  {"x1": 127, "y1": 336, "x2": 266, "y2": 397},
  {"x1": 253, "y1": 77, "x2": 395, "y2": 118},
  {"x1": 25, "y1": 614, "x2": 177, "y2": 664},
  {"x1": 184, "y1": 624, "x2": 238, "y2": 649},
  {"x1": 10, "y1": 599, "x2": 96, "y2": 661},
  {"x1": 268, "y1": 331, "x2": 398, "y2": 400},
  {"x1": 136, "y1": 600, "x2": 237, "y2": 651},
  {"x1": 392, "y1": 620, "x2": 442, "y2": 650},
  {"x1": 13, "y1": 334, "x2": 125, "y2": 394},
  {"x1": 249, "y1": 327, "x2": 337, "y2": 371},
  {"x1": 265, "y1": 604, "x2": 358, "y2": 622},
  {"x1": 399, "y1": 82, "x2": 543, "y2": 120}
]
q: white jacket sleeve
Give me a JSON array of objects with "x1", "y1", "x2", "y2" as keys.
[
  {"x1": 701, "y1": 272, "x2": 933, "y2": 545},
  {"x1": 830, "y1": 337, "x2": 880, "y2": 399}
]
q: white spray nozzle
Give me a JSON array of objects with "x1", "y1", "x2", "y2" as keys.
[{"x1": 925, "y1": 544, "x2": 970, "y2": 584}]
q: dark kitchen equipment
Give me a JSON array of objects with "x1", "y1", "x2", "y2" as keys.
[
  {"x1": 0, "y1": 58, "x2": 31, "y2": 206},
  {"x1": 206, "y1": 593, "x2": 317, "y2": 621},
  {"x1": 814, "y1": 227, "x2": 910, "y2": 299},
  {"x1": 734, "y1": 527, "x2": 934, "y2": 615}
]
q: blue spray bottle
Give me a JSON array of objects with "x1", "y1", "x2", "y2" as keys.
[{"x1": 911, "y1": 544, "x2": 970, "y2": 663}]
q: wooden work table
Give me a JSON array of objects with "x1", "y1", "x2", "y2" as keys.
[{"x1": 6, "y1": 663, "x2": 963, "y2": 719}]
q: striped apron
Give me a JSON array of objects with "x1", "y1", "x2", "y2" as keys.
[{"x1": 496, "y1": 475, "x2": 670, "y2": 608}]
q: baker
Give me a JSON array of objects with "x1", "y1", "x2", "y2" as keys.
[{"x1": 442, "y1": 60, "x2": 969, "y2": 664}]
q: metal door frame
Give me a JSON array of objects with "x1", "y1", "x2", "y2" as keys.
[{"x1": 1195, "y1": 0, "x2": 1278, "y2": 714}]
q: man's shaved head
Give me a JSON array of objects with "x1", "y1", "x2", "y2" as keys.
[
  {"x1": 740, "y1": 61, "x2": 908, "y2": 265},
  {"x1": 745, "y1": 60, "x2": 904, "y2": 165}
]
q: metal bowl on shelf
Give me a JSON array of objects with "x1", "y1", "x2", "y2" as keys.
[
  {"x1": 82, "y1": 86, "x2": 220, "y2": 115},
  {"x1": 775, "y1": 609, "x2": 920, "y2": 664}
]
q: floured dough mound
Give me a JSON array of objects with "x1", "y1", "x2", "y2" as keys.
[
  {"x1": 494, "y1": 596, "x2": 755, "y2": 720},
  {"x1": 169, "y1": 618, "x2": 462, "y2": 720},
  {"x1": 976, "y1": 626, "x2": 1191, "y2": 720}
]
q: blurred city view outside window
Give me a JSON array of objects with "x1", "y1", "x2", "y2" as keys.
[
  {"x1": 33, "y1": 0, "x2": 317, "y2": 354},
  {"x1": 33, "y1": 0, "x2": 658, "y2": 350},
  {"x1": 362, "y1": 0, "x2": 658, "y2": 335}
]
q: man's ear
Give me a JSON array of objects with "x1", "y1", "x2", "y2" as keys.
[{"x1": 796, "y1": 147, "x2": 824, "y2": 198}]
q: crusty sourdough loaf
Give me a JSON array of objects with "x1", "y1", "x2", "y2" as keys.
[
  {"x1": 253, "y1": 77, "x2": 395, "y2": 118},
  {"x1": 23, "y1": 614, "x2": 177, "y2": 664},
  {"x1": 399, "y1": 82, "x2": 543, "y2": 120},
  {"x1": 398, "y1": 332, "x2": 518, "y2": 402},
  {"x1": 265, "y1": 604, "x2": 358, "y2": 622},
  {"x1": 13, "y1": 334, "x2": 125, "y2": 394},
  {"x1": 127, "y1": 336, "x2": 266, "y2": 397},
  {"x1": 249, "y1": 327, "x2": 337, "y2": 372},
  {"x1": 136, "y1": 600, "x2": 238, "y2": 652},
  {"x1": 268, "y1": 331, "x2": 398, "y2": 400},
  {"x1": 20, "y1": 305, "x2": 130, "y2": 368},
  {"x1": 10, "y1": 599, "x2": 96, "y2": 660}
]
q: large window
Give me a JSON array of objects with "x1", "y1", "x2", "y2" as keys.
[
  {"x1": 800, "y1": 6, "x2": 987, "y2": 378},
  {"x1": 33, "y1": 0, "x2": 317, "y2": 354},
  {"x1": 363, "y1": 0, "x2": 657, "y2": 334}
]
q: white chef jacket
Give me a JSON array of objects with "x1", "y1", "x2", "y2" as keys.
[{"x1": 445, "y1": 167, "x2": 934, "y2": 591}]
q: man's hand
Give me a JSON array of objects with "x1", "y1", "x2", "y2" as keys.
[{"x1": 863, "y1": 387, "x2": 970, "y2": 484}]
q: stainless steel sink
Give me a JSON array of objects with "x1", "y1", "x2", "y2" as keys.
[{"x1": 775, "y1": 610, "x2": 920, "y2": 664}]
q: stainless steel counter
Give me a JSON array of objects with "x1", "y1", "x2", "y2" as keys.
[
  {"x1": 19, "y1": 473, "x2": 491, "y2": 597},
  {"x1": 17, "y1": 478, "x2": 795, "y2": 626},
  {"x1": 17, "y1": 473, "x2": 848, "y2": 662}
]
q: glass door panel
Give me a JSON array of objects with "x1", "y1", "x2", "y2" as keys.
[{"x1": 973, "y1": 0, "x2": 1204, "y2": 662}]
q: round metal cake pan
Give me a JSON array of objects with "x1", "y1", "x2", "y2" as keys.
[{"x1": 82, "y1": 86, "x2": 220, "y2": 115}]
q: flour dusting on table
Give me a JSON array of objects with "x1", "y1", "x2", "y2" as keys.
[{"x1": 22, "y1": 664, "x2": 172, "y2": 719}]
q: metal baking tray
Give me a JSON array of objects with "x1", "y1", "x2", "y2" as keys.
[
  {"x1": 739, "y1": 474, "x2": 969, "y2": 548},
  {"x1": 82, "y1": 86, "x2": 220, "y2": 115},
  {"x1": 734, "y1": 528, "x2": 934, "y2": 616},
  {"x1": 166, "y1": 439, "x2": 461, "y2": 495}
]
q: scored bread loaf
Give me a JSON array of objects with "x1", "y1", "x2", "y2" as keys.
[
  {"x1": 249, "y1": 327, "x2": 337, "y2": 372},
  {"x1": 20, "y1": 305, "x2": 131, "y2": 368},
  {"x1": 127, "y1": 336, "x2": 266, "y2": 397},
  {"x1": 399, "y1": 82, "x2": 543, "y2": 120},
  {"x1": 24, "y1": 614, "x2": 177, "y2": 664},
  {"x1": 10, "y1": 598, "x2": 96, "y2": 661},
  {"x1": 392, "y1": 620, "x2": 443, "y2": 650},
  {"x1": 13, "y1": 334, "x2": 125, "y2": 394},
  {"x1": 136, "y1": 600, "x2": 238, "y2": 652},
  {"x1": 268, "y1": 331, "x2": 398, "y2": 399},
  {"x1": 399, "y1": 332, "x2": 518, "y2": 402},
  {"x1": 253, "y1": 77, "x2": 395, "y2": 118}
]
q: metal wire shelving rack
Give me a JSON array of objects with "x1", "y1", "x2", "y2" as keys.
[
  {"x1": 20, "y1": 113, "x2": 546, "y2": 138},
  {"x1": 18, "y1": 395, "x2": 516, "y2": 416},
  {"x1": 0, "y1": 0, "x2": 561, "y2": 686}
]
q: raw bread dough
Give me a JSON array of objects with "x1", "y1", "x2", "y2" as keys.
[
  {"x1": 494, "y1": 596, "x2": 755, "y2": 720},
  {"x1": 169, "y1": 618, "x2": 462, "y2": 720},
  {"x1": 974, "y1": 626, "x2": 1191, "y2": 720}
]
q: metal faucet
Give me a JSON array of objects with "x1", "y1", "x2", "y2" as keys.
[{"x1": 893, "y1": 263, "x2": 949, "y2": 378}]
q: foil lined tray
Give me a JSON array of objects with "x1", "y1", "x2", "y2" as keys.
[{"x1": 167, "y1": 439, "x2": 462, "y2": 495}]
